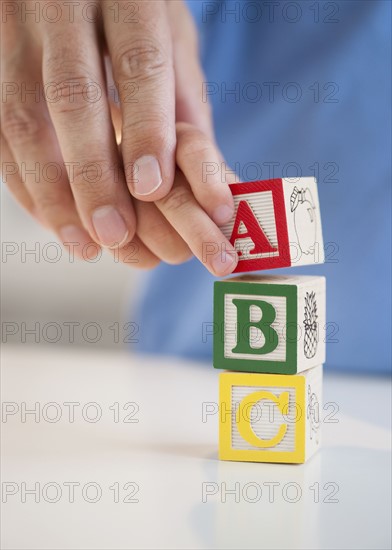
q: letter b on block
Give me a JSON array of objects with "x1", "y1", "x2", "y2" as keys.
[
  {"x1": 213, "y1": 275, "x2": 326, "y2": 374},
  {"x1": 231, "y1": 299, "x2": 279, "y2": 355}
]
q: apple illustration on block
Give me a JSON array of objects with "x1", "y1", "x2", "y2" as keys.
[{"x1": 290, "y1": 186, "x2": 317, "y2": 255}]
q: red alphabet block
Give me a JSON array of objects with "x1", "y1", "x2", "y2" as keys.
[{"x1": 220, "y1": 177, "x2": 324, "y2": 273}]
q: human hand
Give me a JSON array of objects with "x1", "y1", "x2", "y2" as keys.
[
  {"x1": 118, "y1": 122, "x2": 239, "y2": 276},
  {"x1": 1, "y1": 1, "x2": 236, "y2": 273}
]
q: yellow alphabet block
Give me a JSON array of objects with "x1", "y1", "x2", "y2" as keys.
[{"x1": 219, "y1": 366, "x2": 322, "y2": 464}]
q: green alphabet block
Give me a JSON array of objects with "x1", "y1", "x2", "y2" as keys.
[{"x1": 213, "y1": 275, "x2": 326, "y2": 374}]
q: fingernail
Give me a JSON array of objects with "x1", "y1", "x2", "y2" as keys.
[
  {"x1": 59, "y1": 225, "x2": 100, "y2": 260},
  {"x1": 92, "y1": 206, "x2": 129, "y2": 248},
  {"x1": 212, "y1": 245, "x2": 238, "y2": 275},
  {"x1": 133, "y1": 155, "x2": 162, "y2": 195},
  {"x1": 213, "y1": 204, "x2": 235, "y2": 226}
]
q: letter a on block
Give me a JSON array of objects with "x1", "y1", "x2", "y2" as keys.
[
  {"x1": 220, "y1": 179, "x2": 291, "y2": 272},
  {"x1": 230, "y1": 200, "x2": 277, "y2": 257},
  {"x1": 220, "y1": 177, "x2": 325, "y2": 273}
]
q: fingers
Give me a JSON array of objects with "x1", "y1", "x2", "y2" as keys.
[
  {"x1": 2, "y1": 125, "x2": 159, "y2": 268},
  {"x1": 102, "y1": 0, "x2": 176, "y2": 200},
  {"x1": 167, "y1": 0, "x2": 214, "y2": 139},
  {"x1": 41, "y1": 17, "x2": 136, "y2": 249},
  {"x1": 0, "y1": 42, "x2": 99, "y2": 259},
  {"x1": 176, "y1": 122, "x2": 235, "y2": 226},
  {"x1": 1, "y1": 133, "x2": 35, "y2": 215},
  {"x1": 134, "y1": 200, "x2": 192, "y2": 264},
  {"x1": 1, "y1": 134, "x2": 100, "y2": 262},
  {"x1": 156, "y1": 170, "x2": 238, "y2": 276}
]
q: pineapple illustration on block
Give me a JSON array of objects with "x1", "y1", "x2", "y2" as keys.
[
  {"x1": 304, "y1": 291, "x2": 318, "y2": 359},
  {"x1": 213, "y1": 275, "x2": 326, "y2": 374},
  {"x1": 219, "y1": 177, "x2": 324, "y2": 273},
  {"x1": 219, "y1": 366, "x2": 323, "y2": 464}
]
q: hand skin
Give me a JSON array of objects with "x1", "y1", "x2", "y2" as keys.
[{"x1": 1, "y1": 0, "x2": 237, "y2": 276}]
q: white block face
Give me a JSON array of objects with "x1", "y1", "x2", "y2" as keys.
[
  {"x1": 224, "y1": 293, "x2": 287, "y2": 362},
  {"x1": 231, "y1": 384, "x2": 297, "y2": 453},
  {"x1": 282, "y1": 177, "x2": 325, "y2": 267},
  {"x1": 304, "y1": 365, "x2": 323, "y2": 460},
  {"x1": 297, "y1": 277, "x2": 326, "y2": 373}
]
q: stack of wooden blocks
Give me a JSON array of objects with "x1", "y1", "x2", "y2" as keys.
[{"x1": 214, "y1": 177, "x2": 325, "y2": 464}]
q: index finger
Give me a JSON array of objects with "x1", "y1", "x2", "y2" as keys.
[
  {"x1": 102, "y1": 1, "x2": 176, "y2": 201},
  {"x1": 156, "y1": 170, "x2": 238, "y2": 277},
  {"x1": 175, "y1": 122, "x2": 236, "y2": 226}
]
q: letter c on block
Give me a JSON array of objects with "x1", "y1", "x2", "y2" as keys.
[{"x1": 236, "y1": 391, "x2": 289, "y2": 448}]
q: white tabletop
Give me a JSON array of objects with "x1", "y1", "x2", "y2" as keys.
[{"x1": 1, "y1": 346, "x2": 391, "y2": 550}]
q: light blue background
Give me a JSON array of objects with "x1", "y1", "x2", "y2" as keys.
[{"x1": 133, "y1": 0, "x2": 391, "y2": 372}]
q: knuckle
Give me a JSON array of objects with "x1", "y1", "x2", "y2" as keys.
[
  {"x1": 157, "y1": 184, "x2": 192, "y2": 214},
  {"x1": 141, "y1": 221, "x2": 192, "y2": 264},
  {"x1": 177, "y1": 129, "x2": 210, "y2": 161},
  {"x1": 194, "y1": 226, "x2": 220, "y2": 249},
  {"x1": 122, "y1": 115, "x2": 175, "y2": 161},
  {"x1": 45, "y1": 57, "x2": 102, "y2": 116},
  {"x1": 67, "y1": 158, "x2": 112, "y2": 196},
  {"x1": 140, "y1": 219, "x2": 170, "y2": 245},
  {"x1": 1, "y1": 105, "x2": 42, "y2": 145},
  {"x1": 114, "y1": 38, "x2": 169, "y2": 82},
  {"x1": 122, "y1": 109, "x2": 169, "y2": 136},
  {"x1": 35, "y1": 194, "x2": 67, "y2": 222},
  {"x1": 123, "y1": 110, "x2": 175, "y2": 151}
]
